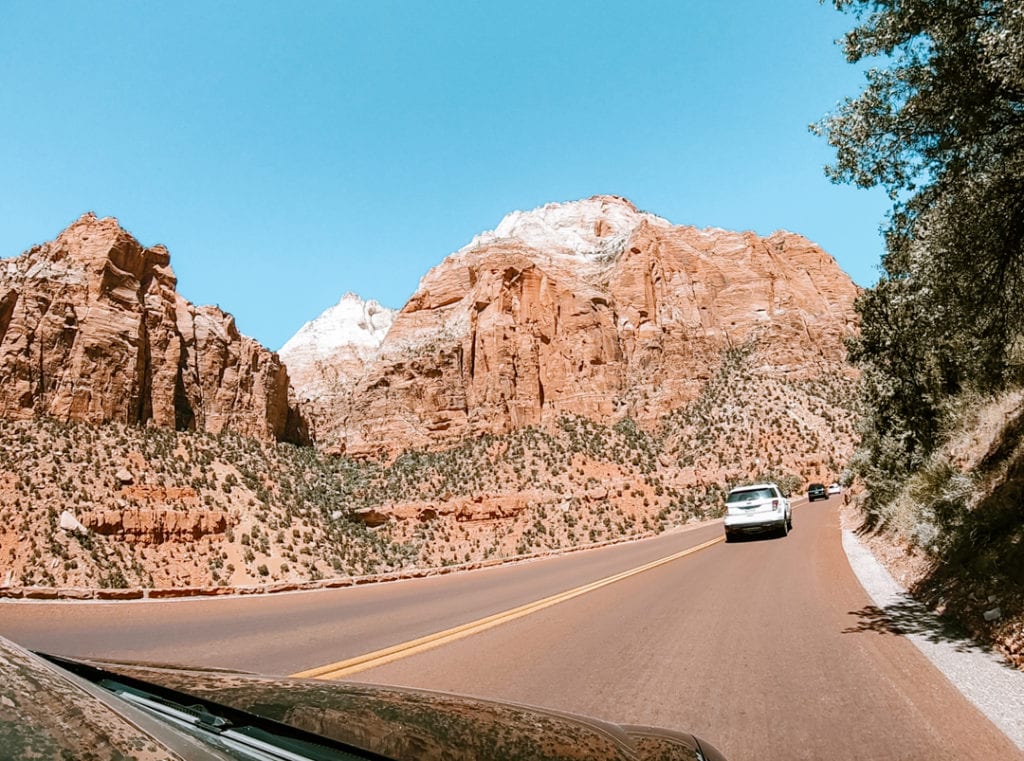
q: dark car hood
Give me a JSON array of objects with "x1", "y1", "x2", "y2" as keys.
[
  {"x1": 0, "y1": 638, "x2": 179, "y2": 760},
  {"x1": 80, "y1": 656, "x2": 718, "y2": 760},
  {"x1": 0, "y1": 635, "x2": 724, "y2": 760}
]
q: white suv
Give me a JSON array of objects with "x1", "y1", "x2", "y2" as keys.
[{"x1": 723, "y1": 483, "x2": 792, "y2": 541}]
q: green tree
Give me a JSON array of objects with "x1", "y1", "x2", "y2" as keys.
[
  {"x1": 815, "y1": 0, "x2": 1024, "y2": 506},
  {"x1": 815, "y1": 0, "x2": 1024, "y2": 386}
]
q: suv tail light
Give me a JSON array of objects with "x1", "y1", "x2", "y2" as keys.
[{"x1": 772, "y1": 499, "x2": 779, "y2": 511}]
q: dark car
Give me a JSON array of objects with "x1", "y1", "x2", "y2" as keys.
[
  {"x1": 0, "y1": 636, "x2": 728, "y2": 761},
  {"x1": 807, "y1": 483, "x2": 827, "y2": 501}
]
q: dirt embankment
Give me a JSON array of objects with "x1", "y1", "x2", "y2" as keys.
[{"x1": 841, "y1": 391, "x2": 1024, "y2": 671}]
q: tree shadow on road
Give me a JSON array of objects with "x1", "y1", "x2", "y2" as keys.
[
  {"x1": 844, "y1": 599, "x2": 991, "y2": 655},
  {"x1": 847, "y1": 406, "x2": 1024, "y2": 668}
]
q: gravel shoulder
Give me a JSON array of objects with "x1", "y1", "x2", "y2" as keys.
[{"x1": 842, "y1": 522, "x2": 1024, "y2": 750}]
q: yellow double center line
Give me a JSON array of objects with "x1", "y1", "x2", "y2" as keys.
[{"x1": 292, "y1": 534, "x2": 724, "y2": 680}]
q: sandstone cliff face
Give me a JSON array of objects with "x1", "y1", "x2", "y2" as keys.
[
  {"x1": 0, "y1": 213, "x2": 303, "y2": 442},
  {"x1": 288, "y1": 196, "x2": 859, "y2": 455}
]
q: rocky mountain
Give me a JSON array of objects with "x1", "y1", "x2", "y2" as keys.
[
  {"x1": 0, "y1": 200, "x2": 862, "y2": 597},
  {"x1": 284, "y1": 196, "x2": 859, "y2": 456},
  {"x1": 279, "y1": 293, "x2": 396, "y2": 402},
  {"x1": 0, "y1": 213, "x2": 304, "y2": 442}
]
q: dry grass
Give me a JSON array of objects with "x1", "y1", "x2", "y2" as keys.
[{"x1": 852, "y1": 387, "x2": 1024, "y2": 669}]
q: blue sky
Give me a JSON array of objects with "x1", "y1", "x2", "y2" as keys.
[{"x1": 1, "y1": 1, "x2": 888, "y2": 351}]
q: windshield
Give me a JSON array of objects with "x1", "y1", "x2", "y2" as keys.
[{"x1": 727, "y1": 488, "x2": 775, "y2": 503}]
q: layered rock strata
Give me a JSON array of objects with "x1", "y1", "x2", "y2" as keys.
[
  {"x1": 287, "y1": 196, "x2": 859, "y2": 455},
  {"x1": 80, "y1": 508, "x2": 229, "y2": 544},
  {"x1": 0, "y1": 213, "x2": 303, "y2": 441}
]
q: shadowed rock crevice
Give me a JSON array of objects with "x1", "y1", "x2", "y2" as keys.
[
  {"x1": 0, "y1": 213, "x2": 307, "y2": 443},
  {"x1": 0, "y1": 290, "x2": 17, "y2": 347},
  {"x1": 284, "y1": 196, "x2": 860, "y2": 458}
]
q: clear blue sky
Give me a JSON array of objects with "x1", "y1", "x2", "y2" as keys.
[{"x1": 1, "y1": 1, "x2": 888, "y2": 351}]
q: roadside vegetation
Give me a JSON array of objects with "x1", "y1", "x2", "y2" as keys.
[
  {"x1": 0, "y1": 346, "x2": 856, "y2": 592},
  {"x1": 817, "y1": 0, "x2": 1024, "y2": 665}
]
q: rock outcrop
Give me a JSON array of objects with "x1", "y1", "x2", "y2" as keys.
[
  {"x1": 79, "y1": 508, "x2": 230, "y2": 544},
  {"x1": 286, "y1": 196, "x2": 859, "y2": 455},
  {"x1": 351, "y1": 489, "x2": 557, "y2": 527},
  {"x1": 0, "y1": 213, "x2": 304, "y2": 442}
]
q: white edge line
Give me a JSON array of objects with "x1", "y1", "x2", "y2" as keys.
[{"x1": 841, "y1": 528, "x2": 1024, "y2": 750}]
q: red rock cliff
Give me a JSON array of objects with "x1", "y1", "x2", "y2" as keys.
[
  {"x1": 288, "y1": 197, "x2": 859, "y2": 455},
  {"x1": 0, "y1": 213, "x2": 304, "y2": 442}
]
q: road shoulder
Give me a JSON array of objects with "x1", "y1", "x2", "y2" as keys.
[{"x1": 842, "y1": 527, "x2": 1024, "y2": 750}]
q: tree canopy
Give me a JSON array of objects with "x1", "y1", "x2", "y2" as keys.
[
  {"x1": 817, "y1": 0, "x2": 1024, "y2": 372},
  {"x1": 816, "y1": 0, "x2": 1024, "y2": 496}
]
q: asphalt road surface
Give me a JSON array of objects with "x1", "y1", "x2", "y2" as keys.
[{"x1": 2, "y1": 500, "x2": 1020, "y2": 760}]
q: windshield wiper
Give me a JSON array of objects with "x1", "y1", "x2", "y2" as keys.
[
  {"x1": 41, "y1": 654, "x2": 394, "y2": 761},
  {"x1": 102, "y1": 678, "x2": 355, "y2": 761}
]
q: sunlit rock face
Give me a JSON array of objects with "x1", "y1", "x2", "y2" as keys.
[
  {"x1": 280, "y1": 292, "x2": 396, "y2": 401},
  {"x1": 0, "y1": 213, "x2": 304, "y2": 442},
  {"x1": 284, "y1": 196, "x2": 859, "y2": 455}
]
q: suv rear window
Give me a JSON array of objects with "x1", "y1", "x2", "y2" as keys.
[{"x1": 727, "y1": 488, "x2": 775, "y2": 503}]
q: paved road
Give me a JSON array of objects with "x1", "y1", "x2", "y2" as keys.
[
  {"x1": 2, "y1": 500, "x2": 1020, "y2": 760},
  {"x1": 0, "y1": 522, "x2": 726, "y2": 674}
]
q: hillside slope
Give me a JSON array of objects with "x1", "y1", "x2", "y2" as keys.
[
  {"x1": 0, "y1": 339, "x2": 857, "y2": 594},
  {"x1": 283, "y1": 196, "x2": 859, "y2": 457},
  {"x1": 850, "y1": 390, "x2": 1024, "y2": 668}
]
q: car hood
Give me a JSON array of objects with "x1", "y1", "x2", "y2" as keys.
[
  {"x1": 0, "y1": 636, "x2": 724, "y2": 760},
  {"x1": 0, "y1": 637, "x2": 176, "y2": 760}
]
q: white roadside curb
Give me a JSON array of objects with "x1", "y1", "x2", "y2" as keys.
[{"x1": 842, "y1": 529, "x2": 1024, "y2": 750}]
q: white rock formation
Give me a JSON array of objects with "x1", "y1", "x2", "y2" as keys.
[{"x1": 280, "y1": 293, "x2": 396, "y2": 401}]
